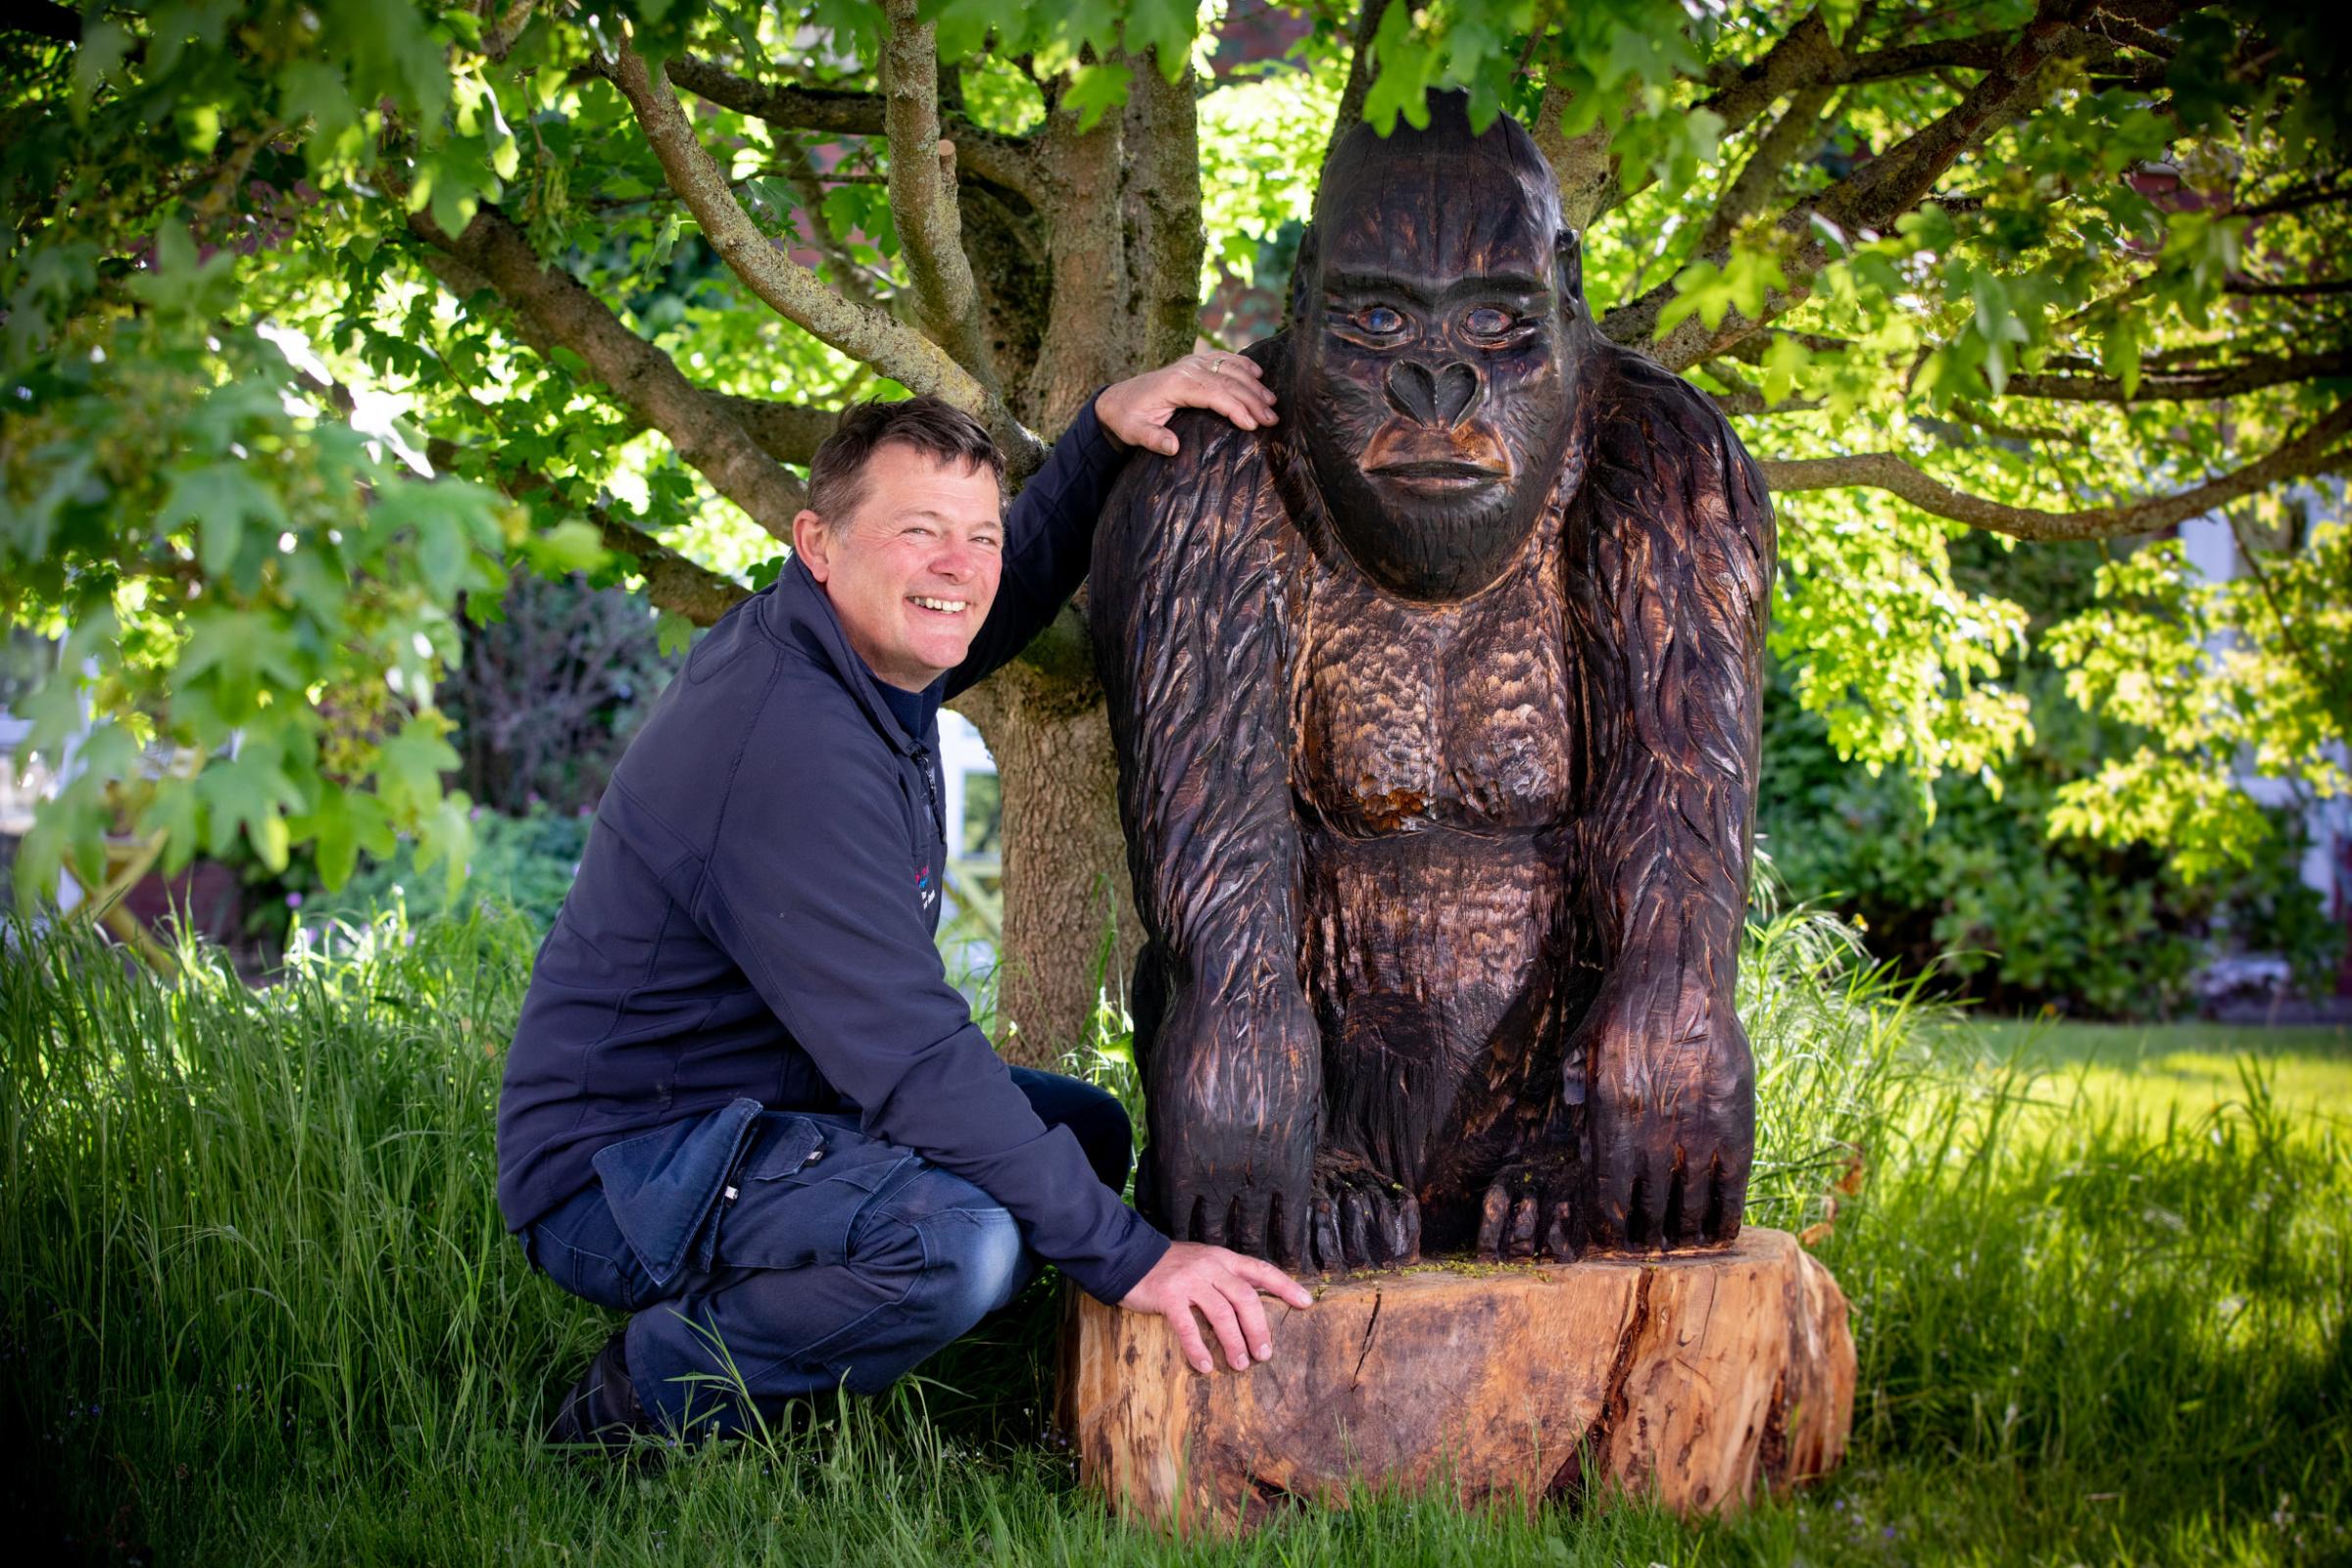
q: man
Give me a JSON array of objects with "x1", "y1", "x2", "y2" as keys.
[{"x1": 498, "y1": 355, "x2": 1310, "y2": 1445}]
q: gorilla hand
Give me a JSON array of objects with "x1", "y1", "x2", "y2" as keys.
[
  {"x1": 1576, "y1": 974, "x2": 1754, "y2": 1250},
  {"x1": 1141, "y1": 985, "x2": 1320, "y2": 1269}
]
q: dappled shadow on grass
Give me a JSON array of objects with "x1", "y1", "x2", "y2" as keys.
[{"x1": 0, "y1": 909, "x2": 2345, "y2": 1565}]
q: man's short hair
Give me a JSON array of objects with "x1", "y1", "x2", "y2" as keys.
[{"x1": 805, "y1": 395, "x2": 1005, "y2": 529}]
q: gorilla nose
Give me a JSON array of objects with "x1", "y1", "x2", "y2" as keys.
[{"x1": 1385, "y1": 361, "x2": 1481, "y2": 428}]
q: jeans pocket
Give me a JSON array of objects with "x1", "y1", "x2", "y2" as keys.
[
  {"x1": 718, "y1": 1116, "x2": 915, "y2": 1270},
  {"x1": 591, "y1": 1098, "x2": 766, "y2": 1287}
]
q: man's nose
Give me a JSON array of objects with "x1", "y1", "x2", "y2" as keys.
[
  {"x1": 931, "y1": 535, "x2": 980, "y2": 581},
  {"x1": 1385, "y1": 360, "x2": 1483, "y2": 428}
]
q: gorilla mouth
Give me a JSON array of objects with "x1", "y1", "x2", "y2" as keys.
[{"x1": 1369, "y1": 460, "x2": 1506, "y2": 490}]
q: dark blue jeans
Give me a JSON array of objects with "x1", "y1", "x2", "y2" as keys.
[{"x1": 525, "y1": 1067, "x2": 1133, "y2": 1435}]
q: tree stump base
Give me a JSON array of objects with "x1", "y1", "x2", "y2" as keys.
[{"x1": 1057, "y1": 1227, "x2": 1854, "y2": 1534}]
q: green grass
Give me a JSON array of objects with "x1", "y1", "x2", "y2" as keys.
[
  {"x1": 2, "y1": 906, "x2": 2346, "y2": 1565},
  {"x1": 1946, "y1": 1017, "x2": 2352, "y2": 1131}
]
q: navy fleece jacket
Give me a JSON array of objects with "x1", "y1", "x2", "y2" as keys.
[{"x1": 496, "y1": 400, "x2": 1170, "y2": 1304}]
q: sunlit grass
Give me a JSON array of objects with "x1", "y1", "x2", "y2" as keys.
[{"x1": 1, "y1": 905, "x2": 2344, "y2": 1565}]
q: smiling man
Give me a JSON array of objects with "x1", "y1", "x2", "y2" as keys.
[{"x1": 497, "y1": 358, "x2": 1308, "y2": 1446}]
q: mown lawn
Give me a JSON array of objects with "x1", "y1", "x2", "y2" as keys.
[{"x1": 2, "y1": 908, "x2": 2344, "y2": 1566}]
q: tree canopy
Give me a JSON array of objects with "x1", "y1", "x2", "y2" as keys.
[{"x1": 2, "y1": 0, "x2": 2344, "y2": 1031}]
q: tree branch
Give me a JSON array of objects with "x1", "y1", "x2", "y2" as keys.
[
  {"x1": 480, "y1": 0, "x2": 537, "y2": 63},
  {"x1": 1322, "y1": 0, "x2": 1387, "y2": 172},
  {"x1": 608, "y1": 39, "x2": 1046, "y2": 473},
  {"x1": 660, "y1": 52, "x2": 1040, "y2": 197},
  {"x1": 2004, "y1": 349, "x2": 2352, "y2": 402},
  {"x1": 593, "y1": 513, "x2": 754, "y2": 628},
  {"x1": 1130, "y1": 51, "x2": 1207, "y2": 365},
  {"x1": 1759, "y1": 404, "x2": 2352, "y2": 541},
  {"x1": 409, "y1": 201, "x2": 808, "y2": 537},
  {"x1": 2225, "y1": 276, "x2": 2352, "y2": 297},
  {"x1": 1610, "y1": 0, "x2": 2120, "y2": 370},
  {"x1": 1697, "y1": 78, "x2": 1839, "y2": 252},
  {"x1": 711, "y1": 395, "x2": 836, "y2": 466},
  {"x1": 880, "y1": 0, "x2": 1000, "y2": 392},
  {"x1": 1700, "y1": 7, "x2": 1847, "y2": 143},
  {"x1": 771, "y1": 136, "x2": 889, "y2": 318},
  {"x1": 431, "y1": 438, "x2": 754, "y2": 627}
]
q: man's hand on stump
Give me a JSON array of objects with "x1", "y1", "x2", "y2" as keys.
[{"x1": 1120, "y1": 1241, "x2": 1313, "y2": 1375}]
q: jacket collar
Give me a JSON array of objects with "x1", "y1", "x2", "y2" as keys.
[{"x1": 764, "y1": 556, "x2": 924, "y2": 755}]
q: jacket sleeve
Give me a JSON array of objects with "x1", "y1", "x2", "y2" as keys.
[
  {"x1": 945, "y1": 394, "x2": 1128, "y2": 699},
  {"x1": 696, "y1": 702, "x2": 1168, "y2": 1303}
]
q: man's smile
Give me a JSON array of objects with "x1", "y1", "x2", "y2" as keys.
[{"x1": 910, "y1": 595, "x2": 969, "y2": 614}]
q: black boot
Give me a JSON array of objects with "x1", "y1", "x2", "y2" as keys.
[{"x1": 545, "y1": 1328, "x2": 650, "y2": 1449}]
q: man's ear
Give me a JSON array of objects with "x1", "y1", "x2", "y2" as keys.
[{"x1": 792, "y1": 509, "x2": 831, "y2": 582}]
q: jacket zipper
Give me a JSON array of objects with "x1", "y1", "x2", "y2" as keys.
[{"x1": 910, "y1": 743, "x2": 945, "y2": 842}]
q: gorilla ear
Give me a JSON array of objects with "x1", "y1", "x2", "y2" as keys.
[
  {"x1": 1554, "y1": 228, "x2": 1585, "y2": 318},
  {"x1": 1286, "y1": 223, "x2": 1322, "y2": 333}
]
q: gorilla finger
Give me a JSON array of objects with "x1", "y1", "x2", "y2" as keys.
[
  {"x1": 1268, "y1": 1191, "x2": 1307, "y2": 1272},
  {"x1": 1664, "y1": 1153, "x2": 1698, "y2": 1250},
  {"x1": 1710, "y1": 1156, "x2": 1750, "y2": 1243},
  {"x1": 1630, "y1": 1151, "x2": 1671, "y2": 1249},
  {"x1": 1508, "y1": 1194, "x2": 1540, "y2": 1258},
  {"x1": 1341, "y1": 1188, "x2": 1375, "y2": 1270},
  {"x1": 1476, "y1": 1183, "x2": 1509, "y2": 1258},
  {"x1": 1543, "y1": 1200, "x2": 1579, "y2": 1263},
  {"x1": 1195, "y1": 1194, "x2": 1230, "y2": 1248},
  {"x1": 1232, "y1": 1189, "x2": 1273, "y2": 1262},
  {"x1": 1396, "y1": 1193, "x2": 1422, "y2": 1265},
  {"x1": 1311, "y1": 1194, "x2": 1344, "y2": 1275}
]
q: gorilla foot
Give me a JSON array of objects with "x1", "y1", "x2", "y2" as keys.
[
  {"x1": 1309, "y1": 1151, "x2": 1421, "y2": 1273},
  {"x1": 1475, "y1": 1159, "x2": 1582, "y2": 1262}
]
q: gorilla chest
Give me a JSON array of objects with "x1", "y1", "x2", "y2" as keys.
[{"x1": 1292, "y1": 559, "x2": 1573, "y2": 834}]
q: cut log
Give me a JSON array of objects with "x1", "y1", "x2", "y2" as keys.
[{"x1": 1058, "y1": 1227, "x2": 1853, "y2": 1533}]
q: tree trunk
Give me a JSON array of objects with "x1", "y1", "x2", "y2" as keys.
[
  {"x1": 951, "y1": 629, "x2": 1143, "y2": 1065},
  {"x1": 1059, "y1": 1228, "x2": 1856, "y2": 1534},
  {"x1": 949, "y1": 52, "x2": 1203, "y2": 1055}
]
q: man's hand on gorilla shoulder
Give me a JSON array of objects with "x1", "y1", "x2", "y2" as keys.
[{"x1": 1095, "y1": 350, "x2": 1278, "y2": 456}]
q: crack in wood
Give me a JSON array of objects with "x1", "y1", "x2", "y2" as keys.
[
  {"x1": 1350, "y1": 1289, "x2": 1385, "y2": 1387},
  {"x1": 1546, "y1": 1265, "x2": 1656, "y2": 1509}
]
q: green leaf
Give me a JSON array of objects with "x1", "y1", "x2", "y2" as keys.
[
  {"x1": 195, "y1": 736, "x2": 307, "y2": 870},
  {"x1": 1061, "y1": 62, "x2": 1132, "y2": 129},
  {"x1": 163, "y1": 462, "x2": 290, "y2": 580},
  {"x1": 291, "y1": 780, "x2": 397, "y2": 890},
  {"x1": 373, "y1": 718, "x2": 462, "y2": 818}
]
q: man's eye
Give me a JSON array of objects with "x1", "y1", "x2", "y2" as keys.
[
  {"x1": 1353, "y1": 306, "x2": 1405, "y2": 335},
  {"x1": 1464, "y1": 307, "x2": 1516, "y2": 337}
]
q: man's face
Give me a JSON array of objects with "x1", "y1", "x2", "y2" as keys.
[
  {"x1": 796, "y1": 442, "x2": 1004, "y2": 691},
  {"x1": 1295, "y1": 136, "x2": 1587, "y2": 602}
]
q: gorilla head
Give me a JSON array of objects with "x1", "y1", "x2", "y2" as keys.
[{"x1": 1289, "y1": 92, "x2": 1594, "y2": 603}]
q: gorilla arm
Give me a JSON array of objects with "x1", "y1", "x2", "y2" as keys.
[
  {"x1": 1090, "y1": 404, "x2": 1320, "y2": 1269},
  {"x1": 1563, "y1": 354, "x2": 1777, "y2": 1250}
]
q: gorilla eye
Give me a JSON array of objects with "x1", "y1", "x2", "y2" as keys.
[
  {"x1": 1352, "y1": 306, "x2": 1406, "y2": 336},
  {"x1": 1464, "y1": 307, "x2": 1517, "y2": 337}
]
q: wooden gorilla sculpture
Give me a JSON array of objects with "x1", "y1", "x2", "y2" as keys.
[{"x1": 1091, "y1": 94, "x2": 1775, "y2": 1272}]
